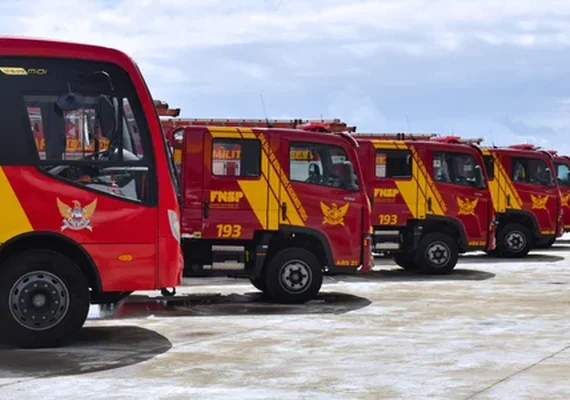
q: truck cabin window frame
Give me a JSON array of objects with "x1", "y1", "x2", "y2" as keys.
[
  {"x1": 210, "y1": 138, "x2": 261, "y2": 178},
  {"x1": 0, "y1": 56, "x2": 157, "y2": 206},
  {"x1": 555, "y1": 162, "x2": 570, "y2": 187},
  {"x1": 483, "y1": 155, "x2": 495, "y2": 180},
  {"x1": 432, "y1": 151, "x2": 485, "y2": 188},
  {"x1": 374, "y1": 149, "x2": 412, "y2": 179},
  {"x1": 511, "y1": 157, "x2": 554, "y2": 187},
  {"x1": 289, "y1": 141, "x2": 359, "y2": 192}
]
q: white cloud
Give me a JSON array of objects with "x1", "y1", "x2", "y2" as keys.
[{"x1": 2, "y1": 0, "x2": 570, "y2": 153}]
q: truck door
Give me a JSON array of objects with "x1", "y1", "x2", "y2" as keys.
[
  {"x1": 554, "y1": 158, "x2": 570, "y2": 230},
  {"x1": 511, "y1": 156, "x2": 558, "y2": 236},
  {"x1": 180, "y1": 128, "x2": 205, "y2": 238},
  {"x1": 431, "y1": 149, "x2": 491, "y2": 246},
  {"x1": 283, "y1": 136, "x2": 364, "y2": 268},
  {"x1": 371, "y1": 142, "x2": 414, "y2": 228},
  {"x1": 200, "y1": 129, "x2": 266, "y2": 240}
]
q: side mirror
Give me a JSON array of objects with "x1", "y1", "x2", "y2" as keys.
[
  {"x1": 55, "y1": 91, "x2": 85, "y2": 112},
  {"x1": 474, "y1": 165, "x2": 486, "y2": 188},
  {"x1": 95, "y1": 95, "x2": 117, "y2": 138},
  {"x1": 308, "y1": 163, "x2": 319, "y2": 176},
  {"x1": 341, "y1": 161, "x2": 359, "y2": 191}
]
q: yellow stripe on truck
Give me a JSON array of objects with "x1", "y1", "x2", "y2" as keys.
[
  {"x1": 0, "y1": 167, "x2": 33, "y2": 243},
  {"x1": 207, "y1": 127, "x2": 307, "y2": 230},
  {"x1": 247, "y1": 128, "x2": 307, "y2": 227},
  {"x1": 487, "y1": 152, "x2": 522, "y2": 211},
  {"x1": 371, "y1": 141, "x2": 446, "y2": 219}
]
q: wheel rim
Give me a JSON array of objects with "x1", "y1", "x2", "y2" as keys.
[
  {"x1": 278, "y1": 260, "x2": 312, "y2": 294},
  {"x1": 505, "y1": 230, "x2": 526, "y2": 253},
  {"x1": 425, "y1": 241, "x2": 450, "y2": 268},
  {"x1": 9, "y1": 270, "x2": 70, "y2": 331}
]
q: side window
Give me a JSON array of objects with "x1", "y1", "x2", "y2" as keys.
[
  {"x1": 211, "y1": 139, "x2": 260, "y2": 177},
  {"x1": 512, "y1": 157, "x2": 554, "y2": 187},
  {"x1": 556, "y1": 163, "x2": 570, "y2": 187},
  {"x1": 375, "y1": 150, "x2": 412, "y2": 178},
  {"x1": 289, "y1": 142, "x2": 358, "y2": 191},
  {"x1": 433, "y1": 152, "x2": 451, "y2": 183},
  {"x1": 483, "y1": 155, "x2": 494, "y2": 180},
  {"x1": 1, "y1": 56, "x2": 155, "y2": 204},
  {"x1": 433, "y1": 151, "x2": 483, "y2": 187}
]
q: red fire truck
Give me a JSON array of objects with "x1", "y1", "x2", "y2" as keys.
[
  {"x1": 160, "y1": 113, "x2": 372, "y2": 303},
  {"x1": 547, "y1": 150, "x2": 570, "y2": 236},
  {"x1": 0, "y1": 37, "x2": 182, "y2": 348},
  {"x1": 481, "y1": 144, "x2": 563, "y2": 255},
  {"x1": 354, "y1": 133, "x2": 496, "y2": 273}
]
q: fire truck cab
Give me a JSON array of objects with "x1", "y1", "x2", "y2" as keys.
[
  {"x1": 548, "y1": 150, "x2": 570, "y2": 235},
  {"x1": 0, "y1": 38, "x2": 182, "y2": 348},
  {"x1": 481, "y1": 144, "x2": 563, "y2": 256},
  {"x1": 170, "y1": 121, "x2": 372, "y2": 303},
  {"x1": 355, "y1": 134, "x2": 495, "y2": 274}
]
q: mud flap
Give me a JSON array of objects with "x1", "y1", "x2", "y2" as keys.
[{"x1": 253, "y1": 244, "x2": 269, "y2": 278}]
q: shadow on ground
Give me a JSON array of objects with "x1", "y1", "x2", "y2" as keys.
[
  {"x1": 534, "y1": 245, "x2": 570, "y2": 252},
  {"x1": 329, "y1": 268, "x2": 495, "y2": 283},
  {"x1": 0, "y1": 326, "x2": 171, "y2": 379},
  {"x1": 89, "y1": 292, "x2": 371, "y2": 321},
  {"x1": 459, "y1": 253, "x2": 564, "y2": 264}
]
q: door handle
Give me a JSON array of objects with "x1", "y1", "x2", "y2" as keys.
[
  {"x1": 281, "y1": 202, "x2": 287, "y2": 221},
  {"x1": 474, "y1": 192, "x2": 483, "y2": 197},
  {"x1": 506, "y1": 194, "x2": 511, "y2": 207},
  {"x1": 427, "y1": 197, "x2": 432, "y2": 212},
  {"x1": 203, "y1": 200, "x2": 210, "y2": 219}
]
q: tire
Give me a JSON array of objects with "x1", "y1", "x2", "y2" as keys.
[
  {"x1": 415, "y1": 232, "x2": 458, "y2": 274},
  {"x1": 264, "y1": 248, "x2": 323, "y2": 304},
  {"x1": 393, "y1": 253, "x2": 418, "y2": 270},
  {"x1": 496, "y1": 223, "x2": 532, "y2": 258},
  {"x1": 249, "y1": 276, "x2": 267, "y2": 292},
  {"x1": 535, "y1": 237, "x2": 556, "y2": 250},
  {"x1": 0, "y1": 250, "x2": 90, "y2": 348}
]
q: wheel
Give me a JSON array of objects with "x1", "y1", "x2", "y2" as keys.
[
  {"x1": 535, "y1": 237, "x2": 556, "y2": 250},
  {"x1": 249, "y1": 276, "x2": 267, "y2": 292},
  {"x1": 393, "y1": 253, "x2": 418, "y2": 270},
  {"x1": 264, "y1": 248, "x2": 323, "y2": 304},
  {"x1": 415, "y1": 232, "x2": 458, "y2": 274},
  {"x1": 0, "y1": 250, "x2": 90, "y2": 348},
  {"x1": 496, "y1": 223, "x2": 532, "y2": 258}
]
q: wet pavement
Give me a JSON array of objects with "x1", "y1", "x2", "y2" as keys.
[{"x1": 0, "y1": 245, "x2": 569, "y2": 399}]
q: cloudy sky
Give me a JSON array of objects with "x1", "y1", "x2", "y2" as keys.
[{"x1": 2, "y1": 0, "x2": 570, "y2": 153}]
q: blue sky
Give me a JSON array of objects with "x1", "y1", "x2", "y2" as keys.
[{"x1": 2, "y1": 0, "x2": 570, "y2": 153}]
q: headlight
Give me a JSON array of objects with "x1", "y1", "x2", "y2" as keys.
[{"x1": 167, "y1": 209, "x2": 181, "y2": 243}]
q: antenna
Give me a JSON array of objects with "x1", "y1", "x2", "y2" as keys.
[
  {"x1": 260, "y1": 94, "x2": 273, "y2": 127},
  {"x1": 405, "y1": 114, "x2": 412, "y2": 134}
]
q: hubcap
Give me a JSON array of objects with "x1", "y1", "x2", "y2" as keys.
[
  {"x1": 9, "y1": 271, "x2": 70, "y2": 331},
  {"x1": 505, "y1": 231, "x2": 525, "y2": 252},
  {"x1": 425, "y1": 241, "x2": 450, "y2": 268},
  {"x1": 278, "y1": 260, "x2": 312, "y2": 294}
]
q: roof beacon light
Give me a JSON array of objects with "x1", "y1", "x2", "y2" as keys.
[
  {"x1": 352, "y1": 132, "x2": 438, "y2": 141},
  {"x1": 431, "y1": 136, "x2": 485, "y2": 145},
  {"x1": 508, "y1": 143, "x2": 541, "y2": 151}
]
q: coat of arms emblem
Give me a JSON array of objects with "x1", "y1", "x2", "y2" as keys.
[
  {"x1": 456, "y1": 197, "x2": 479, "y2": 216},
  {"x1": 57, "y1": 198, "x2": 98, "y2": 231},
  {"x1": 320, "y1": 201, "x2": 350, "y2": 226}
]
